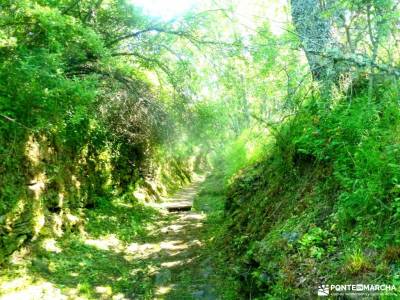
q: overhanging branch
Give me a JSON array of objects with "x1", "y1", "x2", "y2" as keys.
[{"x1": 309, "y1": 50, "x2": 400, "y2": 78}]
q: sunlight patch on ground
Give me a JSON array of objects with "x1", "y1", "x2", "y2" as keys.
[
  {"x1": 125, "y1": 242, "x2": 140, "y2": 253},
  {"x1": 95, "y1": 285, "x2": 112, "y2": 297},
  {"x1": 0, "y1": 176, "x2": 209, "y2": 300},
  {"x1": 84, "y1": 234, "x2": 123, "y2": 252},
  {"x1": 161, "y1": 260, "x2": 183, "y2": 268},
  {"x1": 0, "y1": 281, "x2": 66, "y2": 300},
  {"x1": 124, "y1": 241, "x2": 167, "y2": 260},
  {"x1": 111, "y1": 293, "x2": 127, "y2": 300},
  {"x1": 42, "y1": 238, "x2": 62, "y2": 253},
  {"x1": 181, "y1": 213, "x2": 206, "y2": 221},
  {"x1": 145, "y1": 218, "x2": 170, "y2": 234},
  {"x1": 0, "y1": 277, "x2": 30, "y2": 291},
  {"x1": 160, "y1": 240, "x2": 188, "y2": 251},
  {"x1": 187, "y1": 239, "x2": 202, "y2": 247},
  {"x1": 155, "y1": 284, "x2": 174, "y2": 296},
  {"x1": 161, "y1": 224, "x2": 184, "y2": 233}
]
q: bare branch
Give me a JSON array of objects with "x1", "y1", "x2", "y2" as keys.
[
  {"x1": 0, "y1": 113, "x2": 33, "y2": 131},
  {"x1": 308, "y1": 50, "x2": 400, "y2": 77}
]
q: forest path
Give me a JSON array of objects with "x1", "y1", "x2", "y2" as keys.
[
  {"x1": 0, "y1": 175, "x2": 221, "y2": 300},
  {"x1": 144, "y1": 175, "x2": 218, "y2": 299}
]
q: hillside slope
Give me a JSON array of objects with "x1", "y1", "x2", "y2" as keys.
[{"x1": 218, "y1": 85, "x2": 400, "y2": 298}]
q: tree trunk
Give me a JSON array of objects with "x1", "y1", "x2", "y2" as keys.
[{"x1": 290, "y1": 0, "x2": 335, "y2": 81}]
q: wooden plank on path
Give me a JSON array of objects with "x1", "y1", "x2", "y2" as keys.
[{"x1": 163, "y1": 200, "x2": 193, "y2": 212}]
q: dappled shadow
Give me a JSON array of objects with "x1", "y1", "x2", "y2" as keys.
[
  {"x1": 28, "y1": 238, "x2": 154, "y2": 299},
  {"x1": 148, "y1": 211, "x2": 218, "y2": 300},
  {"x1": 84, "y1": 197, "x2": 162, "y2": 243},
  {"x1": 0, "y1": 179, "x2": 220, "y2": 300},
  {"x1": 5, "y1": 198, "x2": 164, "y2": 299}
]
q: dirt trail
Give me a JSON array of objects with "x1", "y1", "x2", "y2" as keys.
[
  {"x1": 0, "y1": 176, "x2": 219, "y2": 300},
  {"x1": 144, "y1": 175, "x2": 217, "y2": 300}
]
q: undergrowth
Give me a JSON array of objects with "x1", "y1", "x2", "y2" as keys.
[
  {"x1": 0, "y1": 194, "x2": 167, "y2": 299},
  {"x1": 193, "y1": 172, "x2": 240, "y2": 299},
  {"x1": 214, "y1": 83, "x2": 400, "y2": 298}
]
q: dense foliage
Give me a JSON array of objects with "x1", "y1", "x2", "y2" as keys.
[
  {"x1": 0, "y1": 0, "x2": 213, "y2": 263},
  {"x1": 207, "y1": 0, "x2": 400, "y2": 298},
  {"x1": 1, "y1": 0, "x2": 400, "y2": 298}
]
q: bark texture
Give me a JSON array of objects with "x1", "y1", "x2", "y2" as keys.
[{"x1": 290, "y1": 0, "x2": 335, "y2": 81}]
